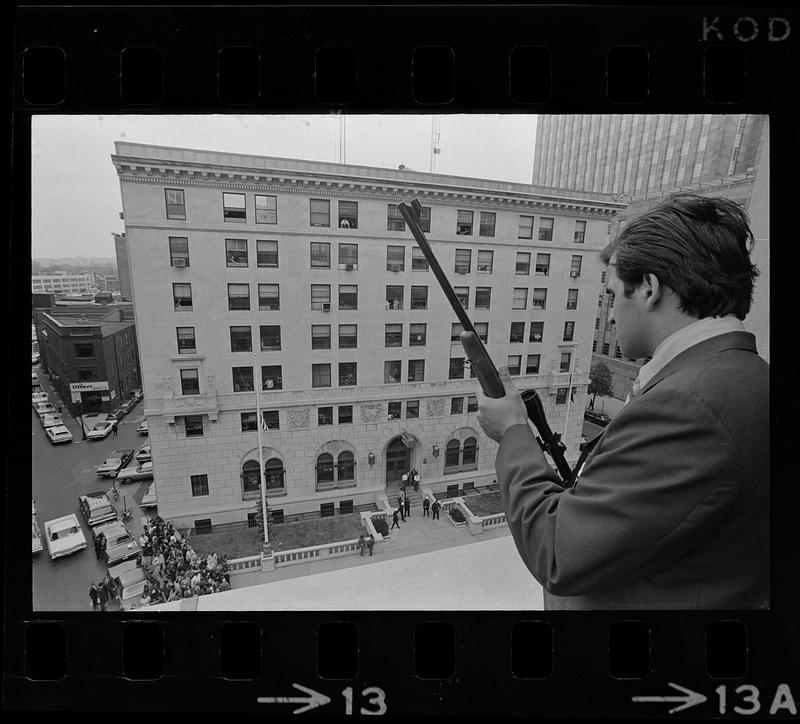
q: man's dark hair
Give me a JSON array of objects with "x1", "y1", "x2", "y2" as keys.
[{"x1": 600, "y1": 193, "x2": 759, "y2": 319}]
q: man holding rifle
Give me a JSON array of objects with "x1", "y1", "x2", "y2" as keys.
[{"x1": 476, "y1": 194, "x2": 769, "y2": 610}]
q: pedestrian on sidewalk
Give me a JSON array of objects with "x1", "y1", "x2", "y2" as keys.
[
  {"x1": 423, "y1": 497, "x2": 431, "y2": 517},
  {"x1": 391, "y1": 508, "x2": 401, "y2": 530},
  {"x1": 94, "y1": 532, "x2": 105, "y2": 559},
  {"x1": 367, "y1": 534, "x2": 374, "y2": 556},
  {"x1": 432, "y1": 499, "x2": 441, "y2": 520},
  {"x1": 97, "y1": 581, "x2": 109, "y2": 612},
  {"x1": 398, "y1": 495, "x2": 406, "y2": 521},
  {"x1": 358, "y1": 534, "x2": 366, "y2": 556},
  {"x1": 89, "y1": 582, "x2": 99, "y2": 611},
  {"x1": 112, "y1": 422, "x2": 118, "y2": 437},
  {"x1": 404, "y1": 495, "x2": 411, "y2": 518}
]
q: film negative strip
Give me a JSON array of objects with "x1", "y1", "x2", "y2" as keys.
[{"x1": 10, "y1": 4, "x2": 798, "y2": 717}]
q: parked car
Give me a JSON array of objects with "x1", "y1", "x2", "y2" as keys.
[
  {"x1": 46, "y1": 425, "x2": 73, "y2": 444},
  {"x1": 44, "y1": 425, "x2": 72, "y2": 445},
  {"x1": 106, "y1": 408, "x2": 126, "y2": 422},
  {"x1": 584, "y1": 410, "x2": 612, "y2": 427},
  {"x1": 135, "y1": 443, "x2": 151, "y2": 463},
  {"x1": 136, "y1": 418, "x2": 148, "y2": 435},
  {"x1": 95, "y1": 449, "x2": 135, "y2": 477},
  {"x1": 78, "y1": 491, "x2": 118, "y2": 527},
  {"x1": 44, "y1": 513, "x2": 87, "y2": 559},
  {"x1": 32, "y1": 392, "x2": 49, "y2": 407},
  {"x1": 32, "y1": 352, "x2": 41, "y2": 365},
  {"x1": 131, "y1": 388, "x2": 144, "y2": 402},
  {"x1": 91, "y1": 520, "x2": 141, "y2": 566},
  {"x1": 116, "y1": 461, "x2": 155, "y2": 483},
  {"x1": 87, "y1": 419, "x2": 117, "y2": 440},
  {"x1": 32, "y1": 372, "x2": 39, "y2": 386},
  {"x1": 35, "y1": 401, "x2": 57, "y2": 419},
  {"x1": 109, "y1": 559, "x2": 149, "y2": 610},
  {"x1": 32, "y1": 502, "x2": 43, "y2": 554},
  {"x1": 41, "y1": 413, "x2": 64, "y2": 429},
  {"x1": 140, "y1": 480, "x2": 157, "y2": 509},
  {"x1": 119, "y1": 400, "x2": 135, "y2": 415}
]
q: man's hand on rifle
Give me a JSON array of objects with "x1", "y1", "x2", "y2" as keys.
[{"x1": 476, "y1": 366, "x2": 528, "y2": 443}]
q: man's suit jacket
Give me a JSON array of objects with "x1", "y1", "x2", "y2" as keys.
[{"x1": 496, "y1": 331, "x2": 769, "y2": 610}]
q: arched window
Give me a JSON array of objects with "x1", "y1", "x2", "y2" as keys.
[
  {"x1": 462, "y1": 437, "x2": 478, "y2": 467},
  {"x1": 444, "y1": 435, "x2": 479, "y2": 474},
  {"x1": 265, "y1": 457, "x2": 285, "y2": 490},
  {"x1": 445, "y1": 440, "x2": 461, "y2": 469},
  {"x1": 242, "y1": 460, "x2": 261, "y2": 494},
  {"x1": 316, "y1": 453, "x2": 335, "y2": 487},
  {"x1": 338, "y1": 451, "x2": 355, "y2": 481}
]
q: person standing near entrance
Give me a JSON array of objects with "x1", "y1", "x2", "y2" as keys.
[
  {"x1": 404, "y1": 494, "x2": 411, "y2": 518},
  {"x1": 397, "y1": 495, "x2": 406, "y2": 521},
  {"x1": 422, "y1": 496, "x2": 431, "y2": 517},
  {"x1": 413, "y1": 469, "x2": 420, "y2": 492},
  {"x1": 391, "y1": 508, "x2": 401, "y2": 530},
  {"x1": 431, "y1": 499, "x2": 441, "y2": 520}
]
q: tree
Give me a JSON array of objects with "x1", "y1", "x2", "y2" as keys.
[
  {"x1": 588, "y1": 362, "x2": 613, "y2": 408},
  {"x1": 252, "y1": 498, "x2": 270, "y2": 543}
]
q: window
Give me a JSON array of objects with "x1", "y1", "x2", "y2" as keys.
[
  {"x1": 385, "y1": 285, "x2": 404, "y2": 310},
  {"x1": 230, "y1": 326, "x2": 252, "y2": 352},
  {"x1": 338, "y1": 200, "x2": 358, "y2": 229},
  {"x1": 169, "y1": 237, "x2": 189, "y2": 266},
  {"x1": 262, "y1": 410, "x2": 280, "y2": 430},
  {"x1": 384, "y1": 360, "x2": 402, "y2": 384},
  {"x1": 311, "y1": 284, "x2": 331, "y2": 310},
  {"x1": 223, "y1": 193, "x2": 246, "y2": 221},
  {"x1": 525, "y1": 354, "x2": 541, "y2": 374},
  {"x1": 228, "y1": 283, "x2": 250, "y2": 310},
  {"x1": 409, "y1": 323, "x2": 426, "y2": 346},
  {"x1": 385, "y1": 323, "x2": 403, "y2": 347},
  {"x1": 474, "y1": 322, "x2": 488, "y2": 343},
  {"x1": 451, "y1": 323, "x2": 464, "y2": 342},
  {"x1": 241, "y1": 412, "x2": 257, "y2": 432},
  {"x1": 475, "y1": 287, "x2": 491, "y2": 310},
  {"x1": 457, "y1": 210, "x2": 473, "y2": 235},
  {"x1": 311, "y1": 242, "x2": 331, "y2": 269},
  {"x1": 538, "y1": 217, "x2": 554, "y2": 241},
  {"x1": 574, "y1": 219, "x2": 586, "y2": 243},
  {"x1": 417, "y1": 206, "x2": 431, "y2": 232},
  {"x1": 518, "y1": 215, "x2": 534, "y2": 239},
  {"x1": 479, "y1": 211, "x2": 496, "y2": 237},
  {"x1": 173, "y1": 283, "x2": 193, "y2": 311},
  {"x1": 339, "y1": 324, "x2": 357, "y2": 349},
  {"x1": 407, "y1": 359, "x2": 425, "y2": 382},
  {"x1": 312, "y1": 363, "x2": 331, "y2": 388},
  {"x1": 185, "y1": 415, "x2": 204, "y2": 436},
  {"x1": 320, "y1": 502, "x2": 335, "y2": 517},
  {"x1": 242, "y1": 461, "x2": 261, "y2": 495},
  {"x1": 535, "y1": 253, "x2": 551, "y2": 275},
  {"x1": 560, "y1": 352, "x2": 572, "y2": 372},
  {"x1": 449, "y1": 357, "x2": 465, "y2": 379},
  {"x1": 318, "y1": 406, "x2": 334, "y2": 426},
  {"x1": 563, "y1": 321, "x2": 575, "y2": 342},
  {"x1": 77, "y1": 367, "x2": 98, "y2": 381},
  {"x1": 386, "y1": 245, "x2": 405, "y2": 271},
  {"x1": 257, "y1": 240, "x2": 279, "y2": 268},
  {"x1": 567, "y1": 288, "x2": 579, "y2": 310},
  {"x1": 512, "y1": 288, "x2": 528, "y2": 310},
  {"x1": 532, "y1": 288, "x2": 547, "y2": 310},
  {"x1": 270, "y1": 509, "x2": 284, "y2": 525},
  {"x1": 477, "y1": 250, "x2": 494, "y2": 273},
  {"x1": 602, "y1": 342, "x2": 610, "y2": 355},
  {"x1": 176, "y1": 327, "x2": 196, "y2": 354},
  {"x1": 260, "y1": 325, "x2": 281, "y2": 351},
  {"x1": 338, "y1": 405, "x2": 353, "y2": 424},
  {"x1": 255, "y1": 194, "x2": 277, "y2": 224},
  {"x1": 570, "y1": 255, "x2": 583, "y2": 278},
  {"x1": 312, "y1": 325, "x2": 331, "y2": 350},
  {"x1": 258, "y1": 284, "x2": 280, "y2": 311},
  {"x1": 410, "y1": 286, "x2": 428, "y2": 310},
  {"x1": 451, "y1": 397, "x2": 464, "y2": 414},
  {"x1": 338, "y1": 451, "x2": 355, "y2": 482},
  {"x1": 74, "y1": 343, "x2": 94, "y2": 358},
  {"x1": 387, "y1": 204, "x2": 405, "y2": 231},
  {"x1": 529, "y1": 321, "x2": 544, "y2": 343},
  {"x1": 310, "y1": 198, "x2": 331, "y2": 227},
  {"x1": 316, "y1": 454, "x2": 335, "y2": 487},
  {"x1": 339, "y1": 284, "x2": 358, "y2": 310},
  {"x1": 226, "y1": 238, "x2": 248, "y2": 267},
  {"x1": 232, "y1": 367, "x2": 254, "y2": 392},
  {"x1": 454, "y1": 287, "x2": 469, "y2": 308},
  {"x1": 165, "y1": 189, "x2": 186, "y2": 219},
  {"x1": 191, "y1": 474, "x2": 209, "y2": 496},
  {"x1": 555, "y1": 387, "x2": 568, "y2": 404},
  {"x1": 515, "y1": 252, "x2": 530, "y2": 274},
  {"x1": 508, "y1": 355, "x2": 522, "y2": 376},
  {"x1": 510, "y1": 322, "x2": 525, "y2": 343},
  {"x1": 339, "y1": 362, "x2": 357, "y2": 386},
  {"x1": 338, "y1": 243, "x2": 358, "y2": 269},
  {"x1": 445, "y1": 440, "x2": 461, "y2": 468},
  {"x1": 180, "y1": 369, "x2": 199, "y2": 396},
  {"x1": 467, "y1": 396, "x2": 478, "y2": 413},
  {"x1": 193, "y1": 518, "x2": 212, "y2": 535},
  {"x1": 261, "y1": 365, "x2": 283, "y2": 390},
  {"x1": 444, "y1": 437, "x2": 479, "y2": 473},
  {"x1": 455, "y1": 248, "x2": 471, "y2": 273},
  {"x1": 411, "y1": 247, "x2": 429, "y2": 271},
  {"x1": 462, "y1": 437, "x2": 478, "y2": 468},
  {"x1": 388, "y1": 401, "x2": 402, "y2": 419},
  {"x1": 406, "y1": 400, "x2": 420, "y2": 419}
]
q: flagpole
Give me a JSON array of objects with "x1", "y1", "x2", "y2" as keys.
[
  {"x1": 562, "y1": 350, "x2": 576, "y2": 444},
  {"x1": 254, "y1": 353, "x2": 269, "y2": 548}
]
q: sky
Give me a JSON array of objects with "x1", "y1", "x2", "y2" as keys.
[{"x1": 31, "y1": 114, "x2": 538, "y2": 259}]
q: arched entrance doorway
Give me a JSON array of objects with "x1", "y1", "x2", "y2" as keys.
[{"x1": 385, "y1": 436, "x2": 410, "y2": 483}]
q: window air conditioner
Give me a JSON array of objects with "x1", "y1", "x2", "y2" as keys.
[
  {"x1": 388, "y1": 264, "x2": 402, "y2": 272},
  {"x1": 570, "y1": 271, "x2": 580, "y2": 278},
  {"x1": 345, "y1": 264, "x2": 355, "y2": 271},
  {"x1": 455, "y1": 265, "x2": 469, "y2": 274},
  {"x1": 322, "y1": 303, "x2": 331, "y2": 311},
  {"x1": 173, "y1": 258, "x2": 187, "y2": 267}
]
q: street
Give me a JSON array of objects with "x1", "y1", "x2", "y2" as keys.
[{"x1": 32, "y1": 368, "x2": 150, "y2": 611}]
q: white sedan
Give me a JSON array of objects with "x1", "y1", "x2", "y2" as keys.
[
  {"x1": 87, "y1": 420, "x2": 117, "y2": 440},
  {"x1": 136, "y1": 418, "x2": 148, "y2": 435},
  {"x1": 116, "y1": 461, "x2": 155, "y2": 482},
  {"x1": 44, "y1": 514, "x2": 88, "y2": 560},
  {"x1": 35, "y1": 402, "x2": 57, "y2": 419},
  {"x1": 41, "y1": 413, "x2": 64, "y2": 429},
  {"x1": 135, "y1": 443, "x2": 151, "y2": 463},
  {"x1": 32, "y1": 392, "x2": 48, "y2": 407},
  {"x1": 46, "y1": 425, "x2": 74, "y2": 444}
]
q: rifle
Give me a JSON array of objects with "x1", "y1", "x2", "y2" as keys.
[{"x1": 398, "y1": 199, "x2": 575, "y2": 486}]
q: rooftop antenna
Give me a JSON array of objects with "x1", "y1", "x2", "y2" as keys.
[
  {"x1": 338, "y1": 115, "x2": 346, "y2": 164},
  {"x1": 429, "y1": 115, "x2": 441, "y2": 173}
]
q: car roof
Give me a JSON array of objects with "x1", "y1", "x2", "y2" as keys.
[
  {"x1": 49, "y1": 425, "x2": 70, "y2": 434},
  {"x1": 96, "y1": 520, "x2": 128, "y2": 536},
  {"x1": 82, "y1": 492, "x2": 111, "y2": 509},
  {"x1": 47, "y1": 514, "x2": 80, "y2": 530}
]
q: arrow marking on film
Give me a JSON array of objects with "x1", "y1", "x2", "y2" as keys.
[
  {"x1": 257, "y1": 683, "x2": 331, "y2": 714},
  {"x1": 632, "y1": 682, "x2": 707, "y2": 714}
]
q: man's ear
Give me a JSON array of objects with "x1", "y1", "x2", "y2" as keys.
[{"x1": 641, "y1": 273, "x2": 663, "y2": 310}]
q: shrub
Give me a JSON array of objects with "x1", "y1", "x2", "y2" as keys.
[
  {"x1": 373, "y1": 518, "x2": 389, "y2": 536},
  {"x1": 448, "y1": 507, "x2": 466, "y2": 524}
]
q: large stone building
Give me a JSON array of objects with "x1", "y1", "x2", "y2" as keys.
[
  {"x1": 113, "y1": 232, "x2": 133, "y2": 301},
  {"x1": 112, "y1": 142, "x2": 623, "y2": 532},
  {"x1": 31, "y1": 272, "x2": 96, "y2": 295}
]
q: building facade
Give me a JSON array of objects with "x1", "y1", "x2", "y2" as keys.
[
  {"x1": 31, "y1": 273, "x2": 96, "y2": 295},
  {"x1": 112, "y1": 142, "x2": 623, "y2": 531},
  {"x1": 113, "y1": 232, "x2": 133, "y2": 301},
  {"x1": 533, "y1": 114, "x2": 766, "y2": 197}
]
